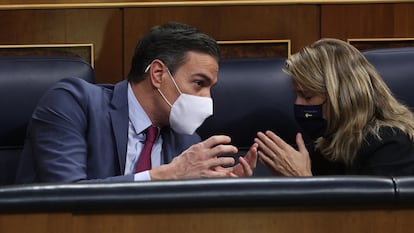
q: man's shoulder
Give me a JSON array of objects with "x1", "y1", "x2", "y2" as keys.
[
  {"x1": 50, "y1": 77, "x2": 122, "y2": 98},
  {"x1": 54, "y1": 77, "x2": 110, "y2": 90},
  {"x1": 36, "y1": 77, "x2": 125, "y2": 108}
]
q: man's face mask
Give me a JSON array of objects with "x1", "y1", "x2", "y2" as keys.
[
  {"x1": 157, "y1": 68, "x2": 213, "y2": 135},
  {"x1": 294, "y1": 104, "x2": 327, "y2": 140}
]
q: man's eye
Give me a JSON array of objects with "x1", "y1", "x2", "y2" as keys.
[{"x1": 195, "y1": 80, "x2": 203, "y2": 87}]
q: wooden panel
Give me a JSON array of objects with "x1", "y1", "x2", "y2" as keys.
[
  {"x1": 0, "y1": 44, "x2": 94, "y2": 66},
  {"x1": 2, "y1": 208, "x2": 414, "y2": 233},
  {"x1": 348, "y1": 38, "x2": 414, "y2": 51},
  {"x1": 0, "y1": 9, "x2": 123, "y2": 84},
  {"x1": 321, "y1": 3, "x2": 414, "y2": 40},
  {"x1": 1, "y1": 0, "x2": 414, "y2": 9},
  {"x1": 0, "y1": 213, "x2": 73, "y2": 233},
  {"x1": 218, "y1": 40, "x2": 291, "y2": 58},
  {"x1": 1, "y1": 3, "x2": 412, "y2": 83},
  {"x1": 123, "y1": 5, "x2": 319, "y2": 75}
]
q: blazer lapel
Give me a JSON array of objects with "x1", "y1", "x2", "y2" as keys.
[
  {"x1": 161, "y1": 128, "x2": 175, "y2": 164},
  {"x1": 161, "y1": 128, "x2": 200, "y2": 164},
  {"x1": 109, "y1": 80, "x2": 129, "y2": 173}
]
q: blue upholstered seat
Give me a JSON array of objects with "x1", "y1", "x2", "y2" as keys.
[
  {"x1": 363, "y1": 47, "x2": 414, "y2": 110},
  {"x1": 0, "y1": 56, "x2": 95, "y2": 185},
  {"x1": 1, "y1": 47, "x2": 413, "y2": 184},
  {"x1": 198, "y1": 47, "x2": 414, "y2": 176}
]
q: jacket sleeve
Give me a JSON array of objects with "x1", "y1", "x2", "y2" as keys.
[{"x1": 19, "y1": 78, "x2": 134, "y2": 183}]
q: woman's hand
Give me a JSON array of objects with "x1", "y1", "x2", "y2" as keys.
[{"x1": 255, "y1": 131, "x2": 312, "y2": 176}]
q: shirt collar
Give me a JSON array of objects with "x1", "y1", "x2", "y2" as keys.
[{"x1": 128, "y1": 82, "x2": 152, "y2": 135}]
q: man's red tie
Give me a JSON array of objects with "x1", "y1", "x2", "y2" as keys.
[{"x1": 135, "y1": 125, "x2": 158, "y2": 173}]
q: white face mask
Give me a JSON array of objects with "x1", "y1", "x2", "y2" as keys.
[{"x1": 157, "y1": 69, "x2": 213, "y2": 135}]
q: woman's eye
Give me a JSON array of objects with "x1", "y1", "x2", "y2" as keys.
[{"x1": 304, "y1": 96, "x2": 312, "y2": 100}]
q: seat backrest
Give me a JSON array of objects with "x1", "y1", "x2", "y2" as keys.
[
  {"x1": 197, "y1": 49, "x2": 414, "y2": 176},
  {"x1": 197, "y1": 57, "x2": 299, "y2": 175},
  {"x1": 363, "y1": 47, "x2": 414, "y2": 110},
  {"x1": 0, "y1": 56, "x2": 95, "y2": 185}
]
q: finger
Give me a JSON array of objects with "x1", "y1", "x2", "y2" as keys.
[
  {"x1": 265, "y1": 130, "x2": 291, "y2": 151},
  {"x1": 254, "y1": 135, "x2": 278, "y2": 160},
  {"x1": 238, "y1": 156, "x2": 253, "y2": 176},
  {"x1": 215, "y1": 166, "x2": 239, "y2": 177},
  {"x1": 207, "y1": 144, "x2": 238, "y2": 158},
  {"x1": 258, "y1": 151, "x2": 277, "y2": 172},
  {"x1": 203, "y1": 169, "x2": 234, "y2": 178},
  {"x1": 256, "y1": 131, "x2": 272, "y2": 146},
  {"x1": 256, "y1": 131, "x2": 282, "y2": 155},
  {"x1": 244, "y1": 143, "x2": 258, "y2": 166},
  {"x1": 201, "y1": 135, "x2": 232, "y2": 149},
  {"x1": 214, "y1": 166, "x2": 235, "y2": 176},
  {"x1": 258, "y1": 154, "x2": 278, "y2": 175},
  {"x1": 264, "y1": 131, "x2": 300, "y2": 158},
  {"x1": 229, "y1": 172, "x2": 238, "y2": 178},
  {"x1": 296, "y1": 133, "x2": 308, "y2": 154},
  {"x1": 209, "y1": 156, "x2": 235, "y2": 168}
]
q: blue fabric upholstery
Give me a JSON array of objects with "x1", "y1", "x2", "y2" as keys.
[
  {"x1": 1, "y1": 47, "x2": 414, "y2": 187},
  {"x1": 198, "y1": 47, "x2": 414, "y2": 176},
  {"x1": 198, "y1": 57, "x2": 299, "y2": 146},
  {"x1": 1, "y1": 48, "x2": 414, "y2": 212},
  {"x1": 197, "y1": 58, "x2": 300, "y2": 175},
  {"x1": 0, "y1": 56, "x2": 95, "y2": 185},
  {"x1": 363, "y1": 47, "x2": 414, "y2": 110}
]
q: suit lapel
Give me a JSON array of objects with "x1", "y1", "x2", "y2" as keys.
[
  {"x1": 107, "y1": 81, "x2": 200, "y2": 170},
  {"x1": 109, "y1": 80, "x2": 129, "y2": 173},
  {"x1": 161, "y1": 128, "x2": 175, "y2": 164},
  {"x1": 161, "y1": 128, "x2": 200, "y2": 164}
]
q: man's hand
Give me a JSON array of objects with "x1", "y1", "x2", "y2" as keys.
[
  {"x1": 150, "y1": 135, "x2": 239, "y2": 180},
  {"x1": 226, "y1": 143, "x2": 258, "y2": 177}
]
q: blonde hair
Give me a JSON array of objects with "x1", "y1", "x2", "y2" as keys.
[{"x1": 283, "y1": 38, "x2": 414, "y2": 165}]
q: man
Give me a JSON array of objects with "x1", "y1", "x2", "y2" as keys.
[{"x1": 15, "y1": 22, "x2": 258, "y2": 183}]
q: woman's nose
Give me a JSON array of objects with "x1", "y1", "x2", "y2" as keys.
[{"x1": 295, "y1": 97, "x2": 305, "y2": 105}]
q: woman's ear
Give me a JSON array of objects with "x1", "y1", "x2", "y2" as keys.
[{"x1": 148, "y1": 59, "x2": 166, "y2": 89}]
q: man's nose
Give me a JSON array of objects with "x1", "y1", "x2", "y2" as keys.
[{"x1": 202, "y1": 89, "x2": 212, "y2": 98}]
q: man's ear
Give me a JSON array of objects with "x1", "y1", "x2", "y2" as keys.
[{"x1": 148, "y1": 59, "x2": 166, "y2": 89}]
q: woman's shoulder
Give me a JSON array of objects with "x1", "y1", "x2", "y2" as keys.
[
  {"x1": 362, "y1": 126, "x2": 409, "y2": 144},
  {"x1": 350, "y1": 126, "x2": 414, "y2": 175}
]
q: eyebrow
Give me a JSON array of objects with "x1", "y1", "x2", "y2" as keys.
[{"x1": 192, "y1": 73, "x2": 213, "y2": 85}]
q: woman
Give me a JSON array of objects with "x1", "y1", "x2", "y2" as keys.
[{"x1": 255, "y1": 38, "x2": 414, "y2": 176}]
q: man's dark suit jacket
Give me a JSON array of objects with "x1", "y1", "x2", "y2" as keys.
[{"x1": 15, "y1": 78, "x2": 200, "y2": 183}]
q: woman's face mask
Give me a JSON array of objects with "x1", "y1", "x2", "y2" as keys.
[
  {"x1": 158, "y1": 69, "x2": 213, "y2": 135},
  {"x1": 294, "y1": 104, "x2": 327, "y2": 140}
]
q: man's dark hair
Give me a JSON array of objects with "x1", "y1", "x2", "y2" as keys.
[{"x1": 127, "y1": 22, "x2": 220, "y2": 83}]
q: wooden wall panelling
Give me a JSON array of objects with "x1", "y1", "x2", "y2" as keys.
[
  {"x1": 0, "y1": 43, "x2": 94, "y2": 66},
  {"x1": 2, "y1": 208, "x2": 414, "y2": 233},
  {"x1": 347, "y1": 38, "x2": 414, "y2": 51},
  {"x1": 0, "y1": 8, "x2": 123, "y2": 84},
  {"x1": 218, "y1": 39, "x2": 291, "y2": 58},
  {"x1": 321, "y1": 3, "x2": 414, "y2": 41},
  {"x1": 123, "y1": 5, "x2": 320, "y2": 75}
]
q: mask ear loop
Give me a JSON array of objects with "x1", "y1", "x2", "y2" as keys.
[
  {"x1": 166, "y1": 69, "x2": 183, "y2": 95},
  {"x1": 145, "y1": 63, "x2": 173, "y2": 107},
  {"x1": 145, "y1": 63, "x2": 183, "y2": 95},
  {"x1": 144, "y1": 64, "x2": 151, "y2": 73},
  {"x1": 145, "y1": 62, "x2": 183, "y2": 107},
  {"x1": 157, "y1": 89, "x2": 173, "y2": 107},
  {"x1": 158, "y1": 69, "x2": 183, "y2": 108}
]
